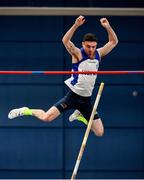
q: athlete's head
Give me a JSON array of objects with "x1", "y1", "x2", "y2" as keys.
[{"x1": 82, "y1": 33, "x2": 98, "y2": 57}]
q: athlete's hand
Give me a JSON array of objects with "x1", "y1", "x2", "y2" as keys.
[
  {"x1": 100, "y1": 18, "x2": 110, "y2": 29},
  {"x1": 75, "y1": 15, "x2": 85, "y2": 27}
]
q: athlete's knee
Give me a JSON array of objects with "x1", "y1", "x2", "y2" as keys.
[
  {"x1": 41, "y1": 112, "x2": 54, "y2": 122},
  {"x1": 40, "y1": 106, "x2": 60, "y2": 122},
  {"x1": 95, "y1": 127, "x2": 104, "y2": 137}
]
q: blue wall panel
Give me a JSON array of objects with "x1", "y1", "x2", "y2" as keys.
[
  {"x1": 0, "y1": 128, "x2": 63, "y2": 169},
  {"x1": 65, "y1": 129, "x2": 144, "y2": 170},
  {"x1": 0, "y1": 42, "x2": 63, "y2": 70},
  {"x1": 65, "y1": 171, "x2": 144, "y2": 179},
  {"x1": 0, "y1": 74, "x2": 63, "y2": 84},
  {"x1": 0, "y1": 16, "x2": 63, "y2": 41},
  {"x1": 0, "y1": 170, "x2": 63, "y2": 179},
  {"x1": 96, "y1": 85, "x2": 144, "y2": 127}
]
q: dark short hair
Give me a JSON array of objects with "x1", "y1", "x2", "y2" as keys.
[{"x1": 83, "y1": 33, "x2": 98, "y2": 42}]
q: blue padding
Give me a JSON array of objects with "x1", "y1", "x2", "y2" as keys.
[
  {"x1": 0, "y1": 128, "x2": 63, "y2": 169},
  {"x1": 65, "y1": 129, "x2": 144, "y2": 170},
  {"x1": 0, "y1": 16, "x2": 63, "y2": 41},
  {"x1": 65, "y1": 171, "x2": 144, "y2": 179},
  {"x1": 0, "y1": 42, "x2": 63, "y2": 71},
  {"x1": 0, "y1": 170, "x2": 63, "y2": 179}
]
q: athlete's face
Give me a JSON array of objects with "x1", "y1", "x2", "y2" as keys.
[{"x1": 82, "y1": 41, "x2": 97, "y2": 57}]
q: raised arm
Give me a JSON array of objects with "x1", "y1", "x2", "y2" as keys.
[
  {"x1": 62, "y1": 16, "x2": 85, "y2": 60},
  {"x1": 97, "y1": 18, "x2": 118, "y2": 58}
]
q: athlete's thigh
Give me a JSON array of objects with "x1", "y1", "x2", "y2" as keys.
[
  {"x1": 78, "y1": 101, "x2": 99, "y2": 121},
  {"x1": 54, "y1": 91, "x2": 76, "y2": 113},
  {"x1": 77, "y1": 101, "x2": 93, "y2": 120}
]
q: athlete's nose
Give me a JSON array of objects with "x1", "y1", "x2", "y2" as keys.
[{"x1": 89, "y1": 46, "x2": 94, "y2": 51}]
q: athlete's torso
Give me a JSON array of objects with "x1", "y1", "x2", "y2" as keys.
[{"x1": 65, "y1": 47, "x2": 100, "y2": 97}]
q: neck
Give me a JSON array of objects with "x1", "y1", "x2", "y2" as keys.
[{"x1": 89, "y1": 53, "x2": 95, "y2": 59}]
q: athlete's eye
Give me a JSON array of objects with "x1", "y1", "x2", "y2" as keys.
[{"x1": 86, "y1": 45, "x2": 96, "y2": 49}]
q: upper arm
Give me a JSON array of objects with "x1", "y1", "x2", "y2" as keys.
[
  {"x1": 63, "y1": 40, "x2": 80, "y2": 57},
  {"x1": 97, "y1": 41, "x2": 118, "y2": 58}
]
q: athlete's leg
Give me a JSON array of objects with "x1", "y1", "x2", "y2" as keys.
[
  {"x1": 76, "y1": 113, "x2": 104, "y2": 136},
  {"x1": 69, "y1": 109, "x2": 88, "y2": 125},
  {"x1": 91, "y1": 118, "x2": 104, "y2": 136},
  {"x1": 31, "y1": 91, "x2": 76, "y2": 122},
  {"x1": 31, "y1": 106, "x2": 60, "y2": 122},
  {"x1": 78, "y1": 102, "x2": 104, "y2": 137},
  {"x1": 8, "y1": 106, "x2": 61, "y2": 122}
]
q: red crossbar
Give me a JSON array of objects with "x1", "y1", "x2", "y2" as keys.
[{"x1": 0, "y1": 71, "x2": 143, "y2": 75}]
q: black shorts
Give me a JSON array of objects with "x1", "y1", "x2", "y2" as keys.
[{"x1": 54, "y1": 90, "x2": 99, "y2": 120}]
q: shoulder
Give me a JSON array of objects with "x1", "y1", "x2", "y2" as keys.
[{"x1": 96, "y1": 49, "x2": 101, "y2": 61}]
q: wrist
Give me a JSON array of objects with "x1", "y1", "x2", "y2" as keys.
[
  {"x1": 74, "y1": 22, "x2": 79, "y2": 28},
  {"x1": 105, "y1": 24, "x2": 111, "y2": 30}
]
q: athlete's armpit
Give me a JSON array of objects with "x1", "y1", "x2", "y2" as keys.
[
  {"x1": 97, "y1": 41, "x2": 117, "y2": 58},
  {"x1": 64, "y1": 41, "x2": 80, "y2": 56}
]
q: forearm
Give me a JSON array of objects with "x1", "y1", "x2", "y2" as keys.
[
  {"x1": 62, "y1": 23, "x2": 79, "y2": 43},
  {"x1": 105, "y1": 25, "x2": 118, "y2": 45}
]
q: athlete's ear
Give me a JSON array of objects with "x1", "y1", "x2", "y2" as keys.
[{"x1": 82, "y1": 41, "x2": 85, "y2": 47}]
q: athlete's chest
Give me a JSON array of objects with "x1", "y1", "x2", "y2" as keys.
[{"x1": 78, "y1": 59, "x2": 99, "y2": 71}]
